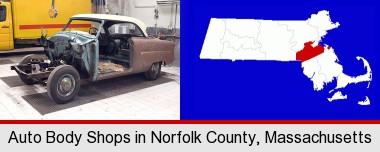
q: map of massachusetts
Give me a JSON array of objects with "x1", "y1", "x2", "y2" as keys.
[{"x1": 199, "y1": 10, "x2": 372, "y2": 105}]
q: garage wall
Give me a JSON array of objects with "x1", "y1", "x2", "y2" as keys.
[{"x1": 106, "y1": 0, "x2": 180, "y2": 29}]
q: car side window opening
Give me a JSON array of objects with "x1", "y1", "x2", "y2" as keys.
[
  {"x1": 0, "y1": 6, "x2": 6, "y2": 22},
  {"x1": 108, "y1": 23, "x2": 143, "y2": 36}
]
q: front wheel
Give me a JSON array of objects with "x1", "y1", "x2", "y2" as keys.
[
  {"x1": 144, "y1": 62, "x2": 161, "y2": 80},
  {"x1": 47, "y1": 65, "x2": 80, "y2": 104}
]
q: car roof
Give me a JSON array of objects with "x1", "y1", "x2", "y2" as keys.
[{"x1": 71, "y1": 14, "x2": 148, "y2": 37}]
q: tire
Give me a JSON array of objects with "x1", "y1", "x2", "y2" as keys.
[
  {"x1": 144, "y1": 62, "x2": 161, "y2": 80},
  {"x1": 47, "y1": 65, "x2": 80, "y2": 104},
  {"x1": 19, "y1": 54, "x2": 44, "y2": 65},
  {"x1": 18, "y1": 54, "x2": 44, "y2": 85}
]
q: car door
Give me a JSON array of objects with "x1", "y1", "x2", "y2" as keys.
[{"x1": 0, "y1": 4, "x2": 11, "y2": 50}]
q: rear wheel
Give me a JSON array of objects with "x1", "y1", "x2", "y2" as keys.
[
  {"x1": 18, "y1": 54, "x2": 44, "y2": 85},
  {"x1": 19, "y1": 54, "x2": 44, "y2": 65},
  {"x1": 47, "y1": 65, "x2": 80, "y2": 104},
  {"x1": 144, "y1": 62, "x2": 161, "y2": 80}
]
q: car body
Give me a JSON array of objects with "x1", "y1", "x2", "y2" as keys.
[{"x1": 11, "y1": 14, "x2": 175, "y2": 103}]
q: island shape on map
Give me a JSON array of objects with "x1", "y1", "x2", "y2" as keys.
[{"x1": 199, "y1": 10, "x2": 372, "y2": 105}]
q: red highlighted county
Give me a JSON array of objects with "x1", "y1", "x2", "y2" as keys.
[{"x1": 296, "y1": 41, "x2": 326, "y2": 62}]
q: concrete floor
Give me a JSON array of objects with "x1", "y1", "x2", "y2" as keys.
[{"x1": 0, "y1": 51, "x2": 180, "y2": 120}]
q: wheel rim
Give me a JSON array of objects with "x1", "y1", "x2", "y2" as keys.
[
  {"x1": 151, "y1": 63, "x2": 159, "y2": 75},
  {"x1": 151, "y1": 63, "x2": 160, "y2": 75},
  {"x1": 56, "y1": 74, "x2": 75, "y2": 97}
]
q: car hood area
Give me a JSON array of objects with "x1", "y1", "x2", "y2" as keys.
[{"x1": 49, "y1": 30, "x2": 96, "y2": 45}]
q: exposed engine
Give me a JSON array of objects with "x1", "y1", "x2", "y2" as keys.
[
  {"x1": 39, "y1": 30, "x2": 96, "y2": 67},
  {"x1": 46, "y1": 34, "x2": 74, "y2": 64}
]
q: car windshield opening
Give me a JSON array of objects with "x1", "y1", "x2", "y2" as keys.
[{"x1": 62, "y1": 19, "x2": 99, "y2": 35}]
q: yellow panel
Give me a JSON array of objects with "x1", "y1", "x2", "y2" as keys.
[
  {"x1": 9, "y1": 36, "x2": 14, "y2": 49},
  {"x1": 0, "y1": 2, "x2": 12, "y2": 50},
  {"x1": 8, "y1": 1, "x2": 14, "y2": 50},
  {"x1": 12, "y1": 0, "x2": 92, "y2": 39}
]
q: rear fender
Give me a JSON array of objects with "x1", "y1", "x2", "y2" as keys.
[{"x1": 131, "y1": 38, "x2": 175, "y2": 71}]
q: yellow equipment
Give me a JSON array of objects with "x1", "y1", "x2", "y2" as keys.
[{"x1": 0, "y1": 0, "x2": 91, "y2": 51}]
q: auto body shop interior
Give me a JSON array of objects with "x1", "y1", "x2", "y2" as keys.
[{"x1": 0, "y1": 0, "x2": 180, "y2": 120}]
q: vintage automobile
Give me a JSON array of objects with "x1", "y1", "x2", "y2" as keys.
[{"x1": 11, "y1": 14, "x2": 175, "y2": 104}]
